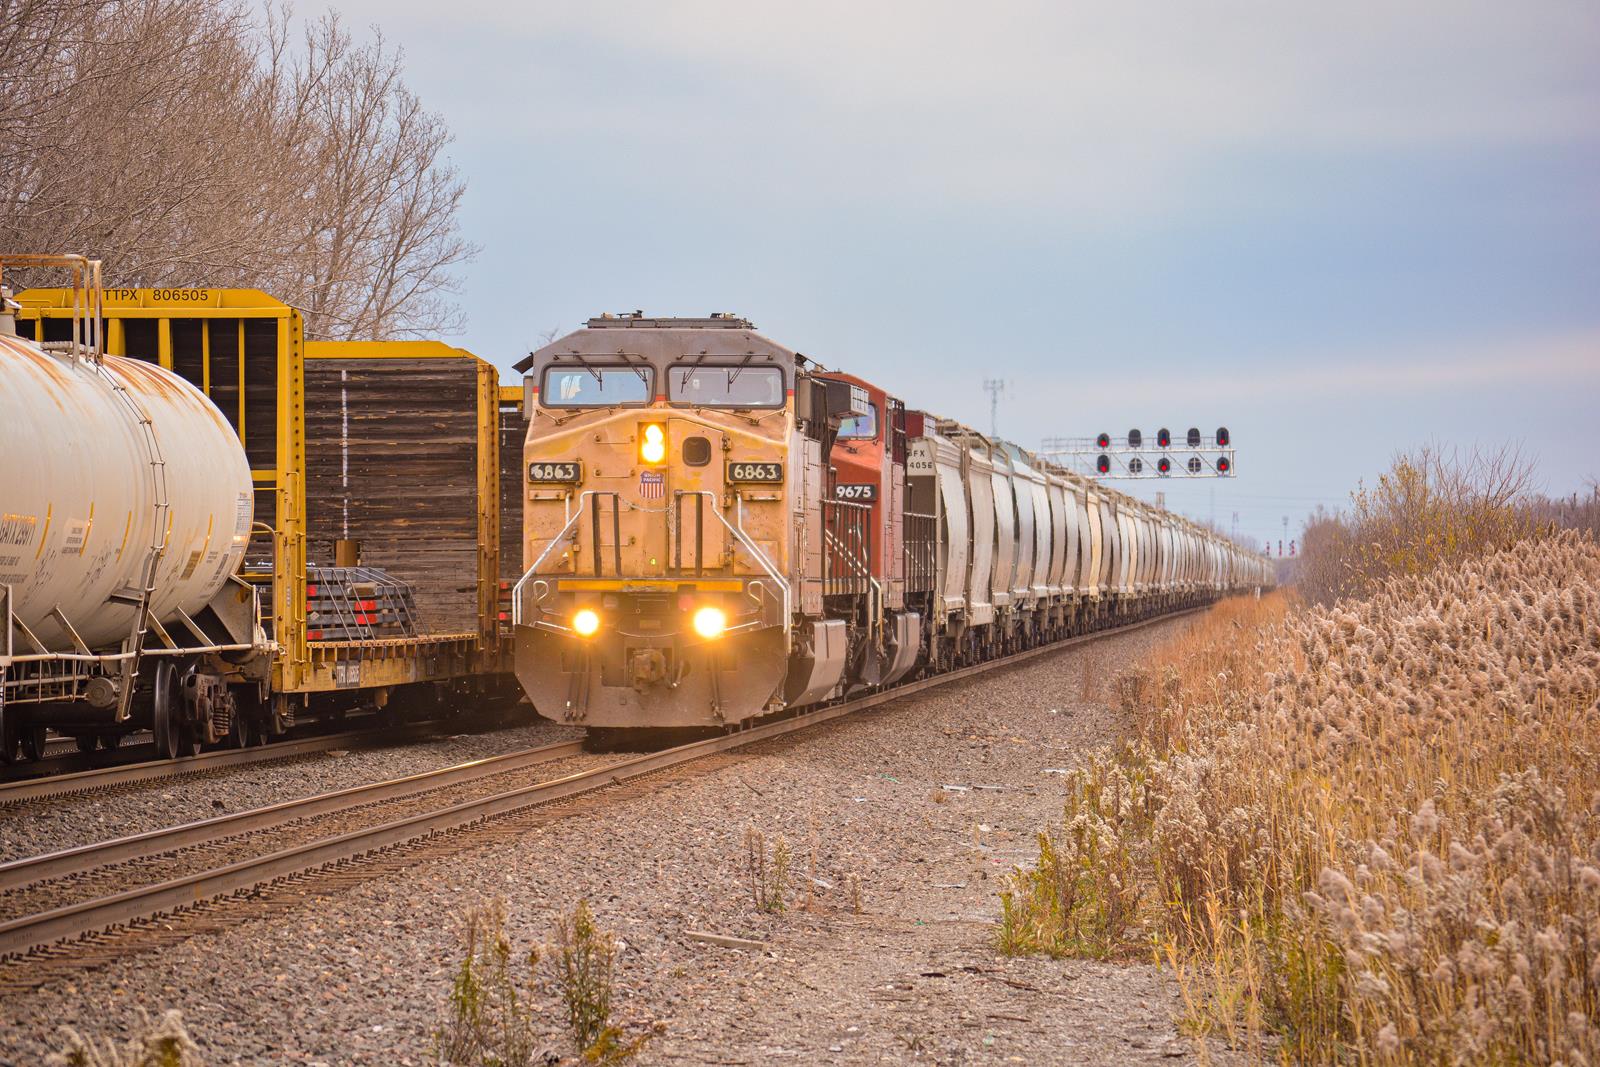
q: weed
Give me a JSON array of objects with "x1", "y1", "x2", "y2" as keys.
[
  {"x1": 432, "y1": 897, "x2": 543, "y2": 1067},
  {"x1": 434, "y1": 898, "x2": 654, "y2": 1066},
  {"x1": 744, "y1": 826, "x2": 789, "y2": 913},
  {"x1": 551, "y1": 899, "x2": 615, "y2": 1054}
]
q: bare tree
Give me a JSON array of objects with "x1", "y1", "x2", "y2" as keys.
[
  {"x1": 265, "y1": 11, "x2": 475, "y2": 338},
  {"x1": 0, "y1": 0, "x2": 474, "y2": 338},
  {"x1": 1296, "y1": 442, "x2": 1542, "y2": 605}
]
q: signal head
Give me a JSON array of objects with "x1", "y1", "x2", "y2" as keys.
[
  {"x1": 1187, "y1": 455, "x2": 1203, "y2": 474},
  {"x1": 1157, "y1": 427, "x2": 1171, "y2": 448},
  {"x1": 1157, "y1": 456, "x2": 1171, "y2": 474},
  {"x1": 1128, "y1": 457, "x2": 1144, "y2": 474},
  {"x1": 1095, "y1": 432, "x2": 1111, "y2": 449},
  {"x1": 1216, "y1": 426, "x2": 1230, "y2": 448},
  {"x1": 1186, "y1": 427, "x2": 1201, "y2": 448},
  {"x1": 1095, "y1": 454, "x2": 1110, "y2": 475},
  {"x1": 1127, "y1": 429, "x2": 1142, "y2": 448},
  {"x1": 1217, "y1": 456, "x2": 1232, "y2": 474}
]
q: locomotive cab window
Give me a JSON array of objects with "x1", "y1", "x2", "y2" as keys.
[
  {"x1": 837, "y1": 403, "x2": 878, "y2": 440},
  {"x1": 540, "y1": 365, "x2": 652, "y2": 408},
  {"x1": 669, "y1": 364, "x2": 785, "y2": 409}
]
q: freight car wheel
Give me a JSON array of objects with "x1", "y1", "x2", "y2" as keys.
[
  {"x1": 0, "y1": 707, "x2": 19, "y2": 764},
  {"x1": 176, "y1": 723, "x2": 203, "y2": 758},
  {"x1": 98, "y1": 732, "x2": 121, "y2": 750},
  {"x1": 75, "y1": 733, "x2": 98, "y2": 754},
  {"x1": 153, "y1": 661, "x2": 181, "y2": 760},
  {"x1": 20, "y1": 723, "x2": 46, "y2": 763}
]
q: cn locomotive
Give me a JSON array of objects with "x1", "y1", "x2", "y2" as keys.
[{"x1": 511, "y1": 314, "x2": 1272, "y2": 731}]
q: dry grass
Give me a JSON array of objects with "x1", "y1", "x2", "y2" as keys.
[
  {"x1": 46, "y1": 1010, "x2": 202, "y2": 1067},
  {"x1": 1002, "y1": 533, "x2": 1600, "y2": 1064}
]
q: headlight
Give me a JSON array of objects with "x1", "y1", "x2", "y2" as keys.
[
  {"x1": 639, "y1": 423, "x2": 666, "y2": 465},
  {"x1": 571, "y1": 608, "x2": 601, "y2": 637},
  {"x1": 692, "y1": 606, "x2": 727, "y2": 639}
]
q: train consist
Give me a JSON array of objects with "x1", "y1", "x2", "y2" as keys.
[
  {"x1": 0, "y1": 254, "x2": 1267, "y2": 760},
  {"x1": 511, "y1": 315, "x2": 1272, "y2": 732},
  {"x1": 0, "y1": 257, "x2": 525, "y2": 762}
]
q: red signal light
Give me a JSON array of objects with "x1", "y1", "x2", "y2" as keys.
[
  {"x1": 1216, "y1": 426, "x2": 1230, "y2": 448},
  {"x1": 1217, "y1": 456, "x2": 1232, "y2": 474},
  {"x1": 1157, "y1": 456, "x2": 1171, "y2": 474},
  {"x1": 1096, "y1": 432, "x2": 1110, "y2": 449},
  {"x1": 1096, "y1": 454, "x2": 1110, "y2": 474},
  {"x1": 1157, "y1": 428, "x2": 1171, "y2": 448}
]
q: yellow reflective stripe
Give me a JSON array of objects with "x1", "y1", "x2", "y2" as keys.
[{"x1": 557, "y1": 579, "x2": 744, "y2": 592}]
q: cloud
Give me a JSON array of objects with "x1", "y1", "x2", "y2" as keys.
[
  {"x1": 1048, "y1": 328, "x2": 1600, "y2": 412},
  {"x1": 325, "y1": 0, "x2": 1600, "y2": 225}
]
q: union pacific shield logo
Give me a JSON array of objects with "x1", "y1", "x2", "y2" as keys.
[{"x1": 639, "y1": 470, "x2": 665, "y2": 500}]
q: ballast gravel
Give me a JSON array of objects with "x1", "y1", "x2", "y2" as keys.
[
  {"x1": 0, "y1": 614, "x2": 1244, "y2": 1065},
  {"x1": 0, "y1": 716, "x2": 582, "y2": 863}
]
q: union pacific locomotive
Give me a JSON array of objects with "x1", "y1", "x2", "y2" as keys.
[{"x1": 511, "y1": 314, "x2": 1271, "y2": 731}]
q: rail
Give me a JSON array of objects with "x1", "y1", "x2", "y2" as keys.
[
  {"x1": 0, "y1": 722, "x2": 448, "y2": 802},
  {"x1": 0, "y1": 738, "x2": 585, "y2": 891}
]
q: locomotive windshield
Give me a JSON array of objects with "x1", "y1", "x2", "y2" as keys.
[
  {"x1": 837, "y1": 403, "x2": 878, "y2": 439},
  {"x1": 669, "y1": 364, "x2": 785, "y2": 408},
  {"x1": 540, "y1": 365, "x2": 653, "y2": 407}
]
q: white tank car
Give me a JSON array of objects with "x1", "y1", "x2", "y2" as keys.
[{"x1": 0, "y1": 332, "x2": 253, "y2": 652}]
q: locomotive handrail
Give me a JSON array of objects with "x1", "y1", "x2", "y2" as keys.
[
  {"x1": 720, "y1": 492, "x2": 792, "y2": 633},
  {"x1": 511, "y1": 490, "x2": 601, "y2": 626},
  {"x1": 511, "y1": 489, "x2": 791, "y2": 633}
]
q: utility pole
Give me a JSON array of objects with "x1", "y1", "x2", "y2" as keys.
[{"x1": 982, "y1": 378, "x2": 1005, "y2": 439}]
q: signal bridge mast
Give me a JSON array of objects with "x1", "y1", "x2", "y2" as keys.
[{"x1": 1038, "y1": 426, "x2": 1237, "y2": 479}]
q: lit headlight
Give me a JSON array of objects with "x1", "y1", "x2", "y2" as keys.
[
  {"x1": 639, "y1": 423, "x2": 667, "y2": 465},
  {"x1": 692, "y1": 606, "x2": 727, "y2": 639},
  {"x1": 572, "y1": 608, "x2": 601, "y2": 637}
]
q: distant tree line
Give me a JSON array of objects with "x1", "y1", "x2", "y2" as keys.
[
  {"x1": 1295, "y1": 443, "x2": 1599, "y2": 605},
  {"x1": 0, "y1": 0, "x2": 474, "y2": 338}
]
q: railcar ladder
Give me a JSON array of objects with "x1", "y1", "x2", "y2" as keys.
[{"x1": 100, "y1": 362, "x2": 171, "y2": 721}]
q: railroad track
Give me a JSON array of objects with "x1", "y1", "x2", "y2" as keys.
[
  {"x1": 0, "y1": 609, "x2": 1198, "y2": 987},
  {"x1": 0, "y1": 718, "x2": 505, "y2": 805}
]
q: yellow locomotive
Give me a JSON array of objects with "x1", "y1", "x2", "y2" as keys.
[{"x1": 510, "y1": 314, "x2": 865, "y2": 730}]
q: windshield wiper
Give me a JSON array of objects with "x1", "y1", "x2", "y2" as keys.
[
  {"x1": 569, "y1": 350, "x2": 602, "y2": 385},
  {"x1": 676, "y1": 352, "x2": 712, "y2": 391},
  {"x1": 620, "y1": 353, "x2": 650, "y2": 388},
  {"x1": 725, "y1": 351, "x2": 756, "y2": 389}
]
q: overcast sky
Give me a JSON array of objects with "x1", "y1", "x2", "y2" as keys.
[{"x1": 318, "y1": 0, "x2": 1598, "y2": 550}]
